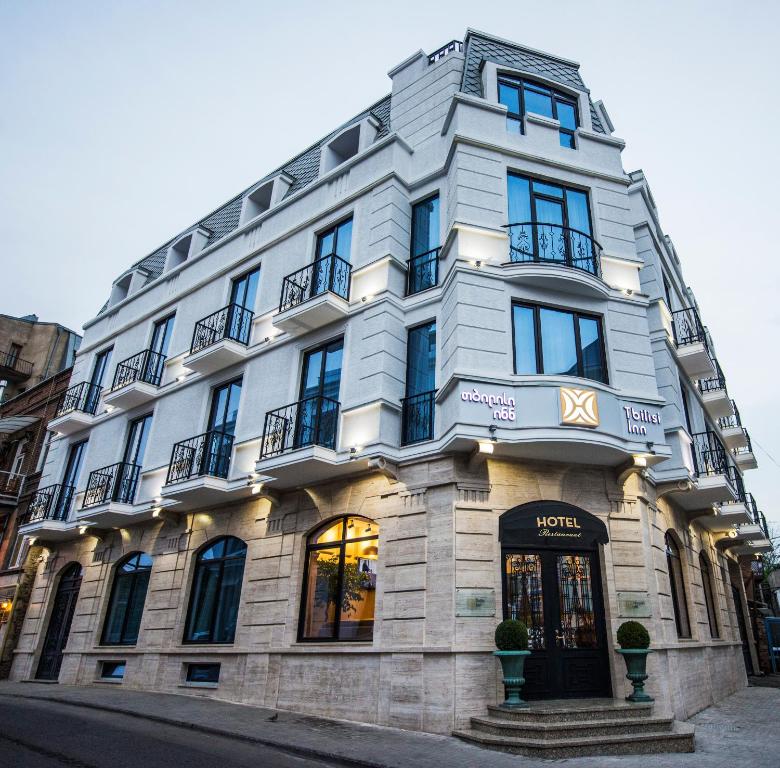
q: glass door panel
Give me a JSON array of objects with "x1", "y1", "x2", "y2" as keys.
[
  {"x1": 556, "y1": 554, "x2": 597, "y2": 649},
  {"x1": 296, "y1": 340, "x2": 343, "y2": 449},
  {"x1": 505, "y1": 554, "x2": 545, "y2": 650},
  {"x1": 533, "y1": 198, "x2": 565, "y2": 263}
]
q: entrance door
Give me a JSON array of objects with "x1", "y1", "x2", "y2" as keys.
[
  {"x1": 503, "y1": 549, "x2": 611, "y2": 699},
  {"x1": 731, "y1": 583, "x2": 754, "y2": 675},
  {"x1": 35, "y1": 563, "x2": 83, "y2": 680}
]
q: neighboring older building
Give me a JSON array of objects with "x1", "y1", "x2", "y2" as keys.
[
  {"x1": 0, "y1": 313, "x2": 80, "y2": 403},
  {"x1": 0, "y1": 366, "x2": 76, "y2": 676},
  {"x1": 8, "y1": 29, "x2": 770, "y2": 755}
]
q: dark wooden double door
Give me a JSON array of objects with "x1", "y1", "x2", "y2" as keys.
[
  {"x1": 503, "y1": 548, "x2": 611, "y2": 699},
  {"x1": 35, "y1": 564, "x2": 82, "y2": 680}
]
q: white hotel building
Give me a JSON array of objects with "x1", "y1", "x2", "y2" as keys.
[{"x1": 11, "y1": 29, "x2": 770, "y2": 740}]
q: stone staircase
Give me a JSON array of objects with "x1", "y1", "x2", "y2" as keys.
[{"x1": 453, "y1": 698, "x2": 695, "y2": 758}]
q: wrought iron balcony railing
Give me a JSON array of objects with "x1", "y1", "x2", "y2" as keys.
[
  {"x1": 743, "y1": 494, "x2": 769, "y2": 537},
  {"x1": 670, "y1": 307, "x2": 709, "y2": 348},
  {"x1": 733, "y1": 430, "x2": 754, "y2": 457},
  {"x1": 698, "y1": 359, "x2": 727, "y2": 395},
  {"x1": 428, "y1": 39, "x2": 462, "y2": 64},
  {"x1": 190, "y1": 303, "x2": 254, "y2": 355},
  {"x1": 112, "y1": 349, "x2": 167, "y2": 390},
  {"x1": 166, "y1": 430, "x2": 234, "y2": 484},
  {"x1": 0, "y1": 471, "x2": 25, "y2": 503},
  {"x1": 504, "y1": 222, "x2": 601, "y2": 276},
  {"x1": 56, "y1": 381, "x2": 102, "y2": 417},
  {"x1": 0, "y1": 349, "x2": 33, "y2": 378},
  {"x1": 401, "y1": 390, "x2": 436, "y2": 446},
  {"x1": 407, "y1": 248, "x2": 440, "y2": 295},
  {"x1": 278, "y1": 255, "x2": 351, "y2": 313},
  {"x1": 260, "y1": 395, "x2": 340, "y2": 458},
  {"x1": 717, "y1": 400, "x2": 742, "y2": 430},
  {"x1": 21, "y1": 484, "x2": 75, "y2": 524},
  {"x1": 690, "y1": 430, "x2": 732, "y2": 478},
  {"x1": 82, "y1": 462, "x2": 140, "y2": 508}
]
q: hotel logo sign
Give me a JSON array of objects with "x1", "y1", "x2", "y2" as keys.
[{"x1": 559, "y1": 387, "x2": 599, "y2": 427}]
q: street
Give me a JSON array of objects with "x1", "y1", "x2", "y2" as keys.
[{"x1": 0, "y1": 697, "x2": 334, "y2": 768}]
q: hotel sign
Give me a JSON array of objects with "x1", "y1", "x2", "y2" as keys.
[
  {"x1": 623, "y1": 404, "x2": 662, "y2": 436},
  {"x1": 501, "y1": 504, "x2": 609, "y2": 549},
  {"x1": 460, "y1": 387, "x2": 516, "y2": 421}
]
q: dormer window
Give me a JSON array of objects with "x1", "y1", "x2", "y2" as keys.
[
  {"x1": 320, "y1": 116, "x2": 380, "y2": 175},
  {"x1": 498, "y1": 75, "x2": 579, "y2": 148},
  {"x1": 164, "y1": 228, "x2": 209, "y2": 272},
  {"x1": 239, "y1": 173, "x2": 294, "y2": 225}
]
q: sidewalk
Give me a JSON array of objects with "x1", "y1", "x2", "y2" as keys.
[{"x1": 0, "y1": 681, "x2": 778, "y2": 768}]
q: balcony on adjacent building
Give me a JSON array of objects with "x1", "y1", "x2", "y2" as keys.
[
  {"x1": 406, "y1": 248, "x2": 440, "y2": 296},
  {"x1": 717, "y1": 401, "x2": 749, "y2": 450},
  {"x1": 18, "y1": 484, "x2": 78, "y2": 541},
  {"x1": 161, "y1": 430, "x2": 244, "y2": 509},
  {"x1": 104, "y1": 349, "x2": 167, "y2": 410},
  {"x1": 273, "y1": 255, "x2": 351, "y2": 334},
  {"x1": 697, "y1": 360, "x2": 732, "y2": 419},
  {"x1": 0, "y1": 471, "x2": 24, "y2": 506},
  {"x1": 720, "y1": 493, "x2": 773, "y2": 555},
  {"x1": 401, "y1": 390, "x2": 436, "y2": 445},
  {"x1": 670, "y1": 307, "x2": 716, "y2": 379},
  {"x1": 256, "y1": 395, "x2": 344, "y2": 486},
  {"x1": 183, "y1": 303, "x2": 253, "y2": 375},
  {"x1": 0, "y1": 348, "x2": 33, "y2": 381},
  {"x1": 49, "y1": 382, "x2": 102, "y2": 435},
  {"x1": 733, "y1": 430, "x2": 758, "y2": 470}
]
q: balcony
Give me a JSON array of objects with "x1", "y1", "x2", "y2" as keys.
[
  {"x1": 80, "y1": 461, "x2": 140, "y2": 520},
  {"x1": 272, "y1": 255, "x2": 351, "y2": 334},
  {"x1": 161, "y1": 430, "x2": 246, "y2": 509},
  {"x1": 18, "y1": 484, "x2": 78, "y2": 541},
  {"x1": 256, "y1": 395, "x2": 345, "y2": 487},
  {"x1": 697, "y1": 360, "x2": 732, "y2": 419},
  {"x1": 733, "y1": 431, "x2": 758, "y2": 470},
  {"x1": 0, "y1": 349, "x2": 33, "y2": 380},
  {"x1": 103, "y1": 349, "x2": 167, "y2": 410},
  {"x1": 0, "y1": 471, "x2": 24, "y2": 506},
  {"x1": 401, "y1": 390, "x2": 436, "y2": 445},
  {"x1": 673, "y1": 431, "x2": 738, "y2": 512},
  {"x1": 505, "y1": 222, "x2": 601, "y2": 275},
  {"x1": 670, "y1": 308, "x2": 716, "y2": 379},
  {"x1": 718, "y1": 402, "x2": 749, "y2": 449},
  {"x1": 49, "y1": 382, "x2": 102, "y2": 435},
  {"x1": 406, "y1": 248, "x2": 440, "y2": 296},
  {"x1": 183, "y1": 304, "x2": 253, "y2": 375}
]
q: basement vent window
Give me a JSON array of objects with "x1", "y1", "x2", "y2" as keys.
[
  {"x1": 185, "y1": 662, "x2": 221, "y2": 685},
  {"x1": 322, "y1": 124, "x2": 361, "y2": 174},
  {"x1": 100, "y1": 660, "x2": 126, "y2": 680}
]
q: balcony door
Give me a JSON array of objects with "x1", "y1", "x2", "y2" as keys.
[
  {"x1": 314, "y1": 219, "x2": 352, "y2": 297},
  {"x1": 118, "y1": 415, "x2": 152, "y2": 503},
  {"x1": 225, "y1": 268, "x2": 259, "y2": 343},
  {"x1": 204, "y1": 378, "x2": 242, "y2": 477},
  {"x1": 87, "y1": 347, "x2": 112, "y2": 411},
  {"x1": 296, "y1": 339, "x2": 343, "y2": 449},
  {"x1": 56, "y1": 441, "x2": 87, "y2": 519},
  {"x1": 146, "y1": 315, "x2": 175, "y2": 383}
]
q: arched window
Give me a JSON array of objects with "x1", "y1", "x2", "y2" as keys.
[
  {"x1": 300, "y1": 516, "x2": 378, "y2": 642},
  {"x1": 101, "y1": 553, "x2": 153, "y2": 645},
  {"x1": 665, "y1": 532, "x2": 691, "y2": 638},
  {"x1": 699, "y1": 552, "x2": 719, "y2": 638},
  {"x1": 184, "y1": 536, "x2": 247, "y2": 644}
]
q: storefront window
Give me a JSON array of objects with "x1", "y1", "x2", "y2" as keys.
[
  {"x1": 665, "y1": 532, "x2": 691, "y2": 638},
  {"x1": 184, "y1": 537, "x2": 247, "y2": 644},
  {"x1": 300, "y1": 516, "x2": 378, "y2": 642},
  {"x1": 101, "y1": 552, "x2": 153, "y2": 645},
  {"x1": 699, "y1": 552, "x2": 720, "y2": 638}
]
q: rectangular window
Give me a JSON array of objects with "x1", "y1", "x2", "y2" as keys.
[
  {"x1": 498, "y1": 76, "x2": 579, "y2": 147},
  {"x1": 316, "y1": 218, "x2": 353, "y2": 262},
  {"x1": 506, "y1": 173, "x2": 597, "y2": 275},
  {"x1": 186, "y1": 663, "x2": 220, "y2": 684},
  {"x1": 662, "y1": 273, "x2": 673, "y2": 310},
  {"x1": 100, "y1": 660, "x2": 126, "y2": 680},
  {"x1": 230, "y1": 268, "x2": 261, "y2": 311},
  {"x1": 402, "y1": 322, "x2": 436, "y2": 445},
  {"x1": 512, "y1": 303, "x2": 607, "y2": 383},
  {"x1": 90, "y1": 348, "x2": 113, "y2": 389},
  {"x1": 408, "y1": 195, "x2": 440, "y2": 294},
  {"x1": 123, "y1": 414, "x2": 153, "y2": 467},
  {"x1": 208, "y1": 379, "x2": 243, "y2": 437},
  {"x1": 8, "y1": 343, "x2": 22, "y2": 365},
  {"x1": 296, "y1": 339, "x2": 343, "y2": 450}
]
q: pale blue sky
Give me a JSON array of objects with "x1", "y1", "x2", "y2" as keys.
[{"x1": 1, "y1": 0, "x2": 778, "y2": 527}]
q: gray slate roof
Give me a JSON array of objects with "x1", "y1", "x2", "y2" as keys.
[
  {"x1": 461, "y1": 32, "x2": 606, "y2": 133},
  {"x1": 104, "y1": 95, "x2": 392, "y2": 307}
]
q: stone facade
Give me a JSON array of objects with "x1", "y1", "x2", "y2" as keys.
[{"x1": 10, "y1": 30, "x2": 763, "y2": 733}]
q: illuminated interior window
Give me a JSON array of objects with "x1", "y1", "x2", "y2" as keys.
[{"x1": 300, "y1": 516, "x2": 378, "y2": 642}]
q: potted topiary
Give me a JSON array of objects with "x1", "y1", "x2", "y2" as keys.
[
  {"x1": 494, "y1": 619, "x2": 531, "y2": 708},
  {"x1": 616, "y1": 620, "x2": 653, "y2": 702}
]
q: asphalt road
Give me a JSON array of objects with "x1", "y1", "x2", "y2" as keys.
[{"x1": 0, "y1": 697, "x2": 337, "y2": 768}]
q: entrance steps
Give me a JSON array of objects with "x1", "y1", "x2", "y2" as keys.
[{"x1": 453, "y1": 698, "x2": 695, "y2": 758}]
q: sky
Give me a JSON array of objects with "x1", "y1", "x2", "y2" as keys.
[{"x1": 1, "y1": 0, "x2": 779, "y2": 528}]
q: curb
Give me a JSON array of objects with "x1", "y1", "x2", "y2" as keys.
[{"x1": 0, "y1": 691, "x2": 390, "y2": 768}]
